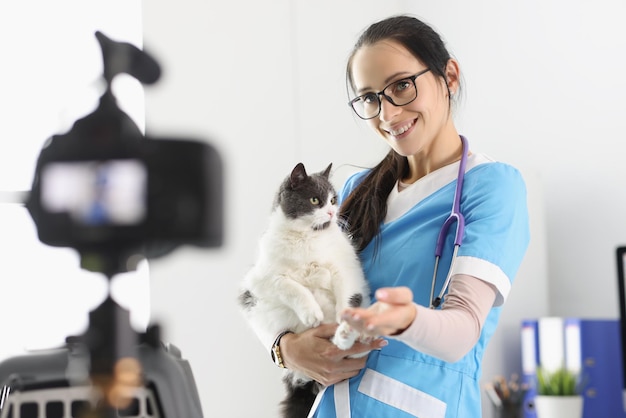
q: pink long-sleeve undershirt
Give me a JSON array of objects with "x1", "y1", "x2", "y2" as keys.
[{"x1": 390, "y1": 274, "x2": 497, "y2": 363}]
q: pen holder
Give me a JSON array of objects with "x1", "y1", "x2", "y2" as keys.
[
  {"x1": 493, "y1": 400, "x2": 523, "y2": 418},
  {"x1": 484, "y1": 375, "x2": 527, "y2": 418}
]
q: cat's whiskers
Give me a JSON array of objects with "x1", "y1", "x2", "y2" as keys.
[
  {"x1": 337, "y1": 216, "x2": 352, "y2": 232},
  {"x1": 312, "y1": 221, "x2": 331, "y2": 231}
]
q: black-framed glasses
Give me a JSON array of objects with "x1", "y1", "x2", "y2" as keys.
[{"x1": 348, "y1": 68, "x2": 431, "y2": 120}]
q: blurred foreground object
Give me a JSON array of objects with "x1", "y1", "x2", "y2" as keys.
[{"x1": 0, "y1": 31, "x2": 222, "y2": 418}]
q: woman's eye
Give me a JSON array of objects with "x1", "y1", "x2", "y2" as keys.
[
  {"x1": 362, "y1": 93, "x2": 378, "y2": 105},
  {"x1": 393, "y1": 80, "x2": 411, "y2": 92},
  {"x1": 310, "y1": 197, "x2": 320, "y2": 205}
]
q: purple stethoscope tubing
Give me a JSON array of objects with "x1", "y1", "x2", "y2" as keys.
[{"x1": 430, "y1": 135, "x2": 468, "y2": 309}]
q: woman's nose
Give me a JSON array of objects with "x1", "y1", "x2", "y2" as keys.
[{"x1": 378, "y1": 97, "x2": 401, "y2": 122}]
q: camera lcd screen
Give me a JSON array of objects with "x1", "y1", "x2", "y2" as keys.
[{"x1": 41, "y1": 160, "x2": 147, "y2": 226}]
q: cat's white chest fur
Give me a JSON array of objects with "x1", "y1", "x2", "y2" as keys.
[{"x1": 260, "y1": 210, "x2": 355, "y2": 274}]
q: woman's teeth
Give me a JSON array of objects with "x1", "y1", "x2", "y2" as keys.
[{"x1": 390, "y1": 120, "x2": 414, "y2": 136}]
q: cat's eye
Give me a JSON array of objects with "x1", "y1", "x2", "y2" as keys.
[
  {"x1": 310, "y1": 197, "x2": 320, "y2": 205},
  {"x1": 331, "y1": 196, "x2": 337, "y2": 205}
]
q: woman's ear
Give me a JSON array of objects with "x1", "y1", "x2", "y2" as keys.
[{"x1": 445, "y1": 58, "x2": 460, "y2": 95}]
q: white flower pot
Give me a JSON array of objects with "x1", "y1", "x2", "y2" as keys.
[{"x1": 534, "y1": 395, "x2": 583, "y2": 418}]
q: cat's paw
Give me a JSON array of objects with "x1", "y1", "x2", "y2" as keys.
[
  {"x1": 332, "y1": 321, "x2": 359, "y2": 350},
  {"x1": 298, "y1": 305, "x2": 324, "y2": 328}
]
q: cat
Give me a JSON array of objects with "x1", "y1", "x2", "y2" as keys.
[{"x1": 238, "y1": 162, "x2": 371, "y2": 418}]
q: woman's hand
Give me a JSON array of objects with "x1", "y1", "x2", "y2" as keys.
[
  {"x1": 280, "y1": 323, "x2": 386, "y2": 386},
  {"x1": 341, "y1": 287, "x2": 417, "y2": 336}
]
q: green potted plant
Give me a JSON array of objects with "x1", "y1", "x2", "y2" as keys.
[{"x1": 534, "y1": 366, "x2": 584, "y2": 418}]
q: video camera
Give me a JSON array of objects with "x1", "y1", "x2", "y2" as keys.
[
  {"x1": 0, "y1": 31, "x2": 222, "y2": 418},
  {"x1": 25, "y1": 31, "x2": 222, "y2": 276}
]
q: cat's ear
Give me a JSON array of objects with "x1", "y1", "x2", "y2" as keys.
[
  {"x1": 290, "y1": 163, "x2": 307, "y2": 190},
  {"x1": 321, "y1": 163, "x2": 332, "y2": 179}
]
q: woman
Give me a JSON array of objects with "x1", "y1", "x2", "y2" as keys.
[{"x1": 278, "y1": 14, "x2": 530, "y2": 417}]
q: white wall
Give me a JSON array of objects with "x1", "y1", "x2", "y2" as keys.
[{"x1": 142, "y1": 1, "x2": 626, "y2": 417}]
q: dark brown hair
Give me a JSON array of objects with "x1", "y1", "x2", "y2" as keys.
[{"x1": 340, "y1": 15, "x2": 457, "y2": 251}]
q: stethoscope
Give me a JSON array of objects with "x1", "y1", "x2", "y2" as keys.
[{"x1": 429, "y1": 135, "x2": 468, "y2": 309}]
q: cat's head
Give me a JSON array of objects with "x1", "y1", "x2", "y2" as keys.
[{"x1": 274, "y1": 162, "x2": 337, "y2": 230}]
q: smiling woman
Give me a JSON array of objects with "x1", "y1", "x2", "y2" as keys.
[{"x1": 0, "y1": 1, "x2": 149, "y2": 361}]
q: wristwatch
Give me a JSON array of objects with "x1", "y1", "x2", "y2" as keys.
[{"x1": 270, "y1": 330, "x2": 293, "y2": 368}]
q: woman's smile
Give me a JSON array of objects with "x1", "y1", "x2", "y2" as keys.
[{"x1": 387, "y1": 117, "x2": 417, "y2": 140}]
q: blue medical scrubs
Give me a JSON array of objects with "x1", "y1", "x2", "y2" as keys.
[{"x1": 311, "y1": 155, "x2": 530, "y2": 418}]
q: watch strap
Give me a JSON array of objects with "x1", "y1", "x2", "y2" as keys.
[{"x1": 271, "y1": 330, "x2": 293, "y2": 368}]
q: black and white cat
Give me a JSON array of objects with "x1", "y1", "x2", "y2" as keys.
[{"x1": 238, "y1": 162, "x2": 370, "y2": 418}]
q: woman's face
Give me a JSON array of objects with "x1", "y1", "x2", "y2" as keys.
[{"x1": 350, "y1": 40, "x2": 453, "y2": 158}]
